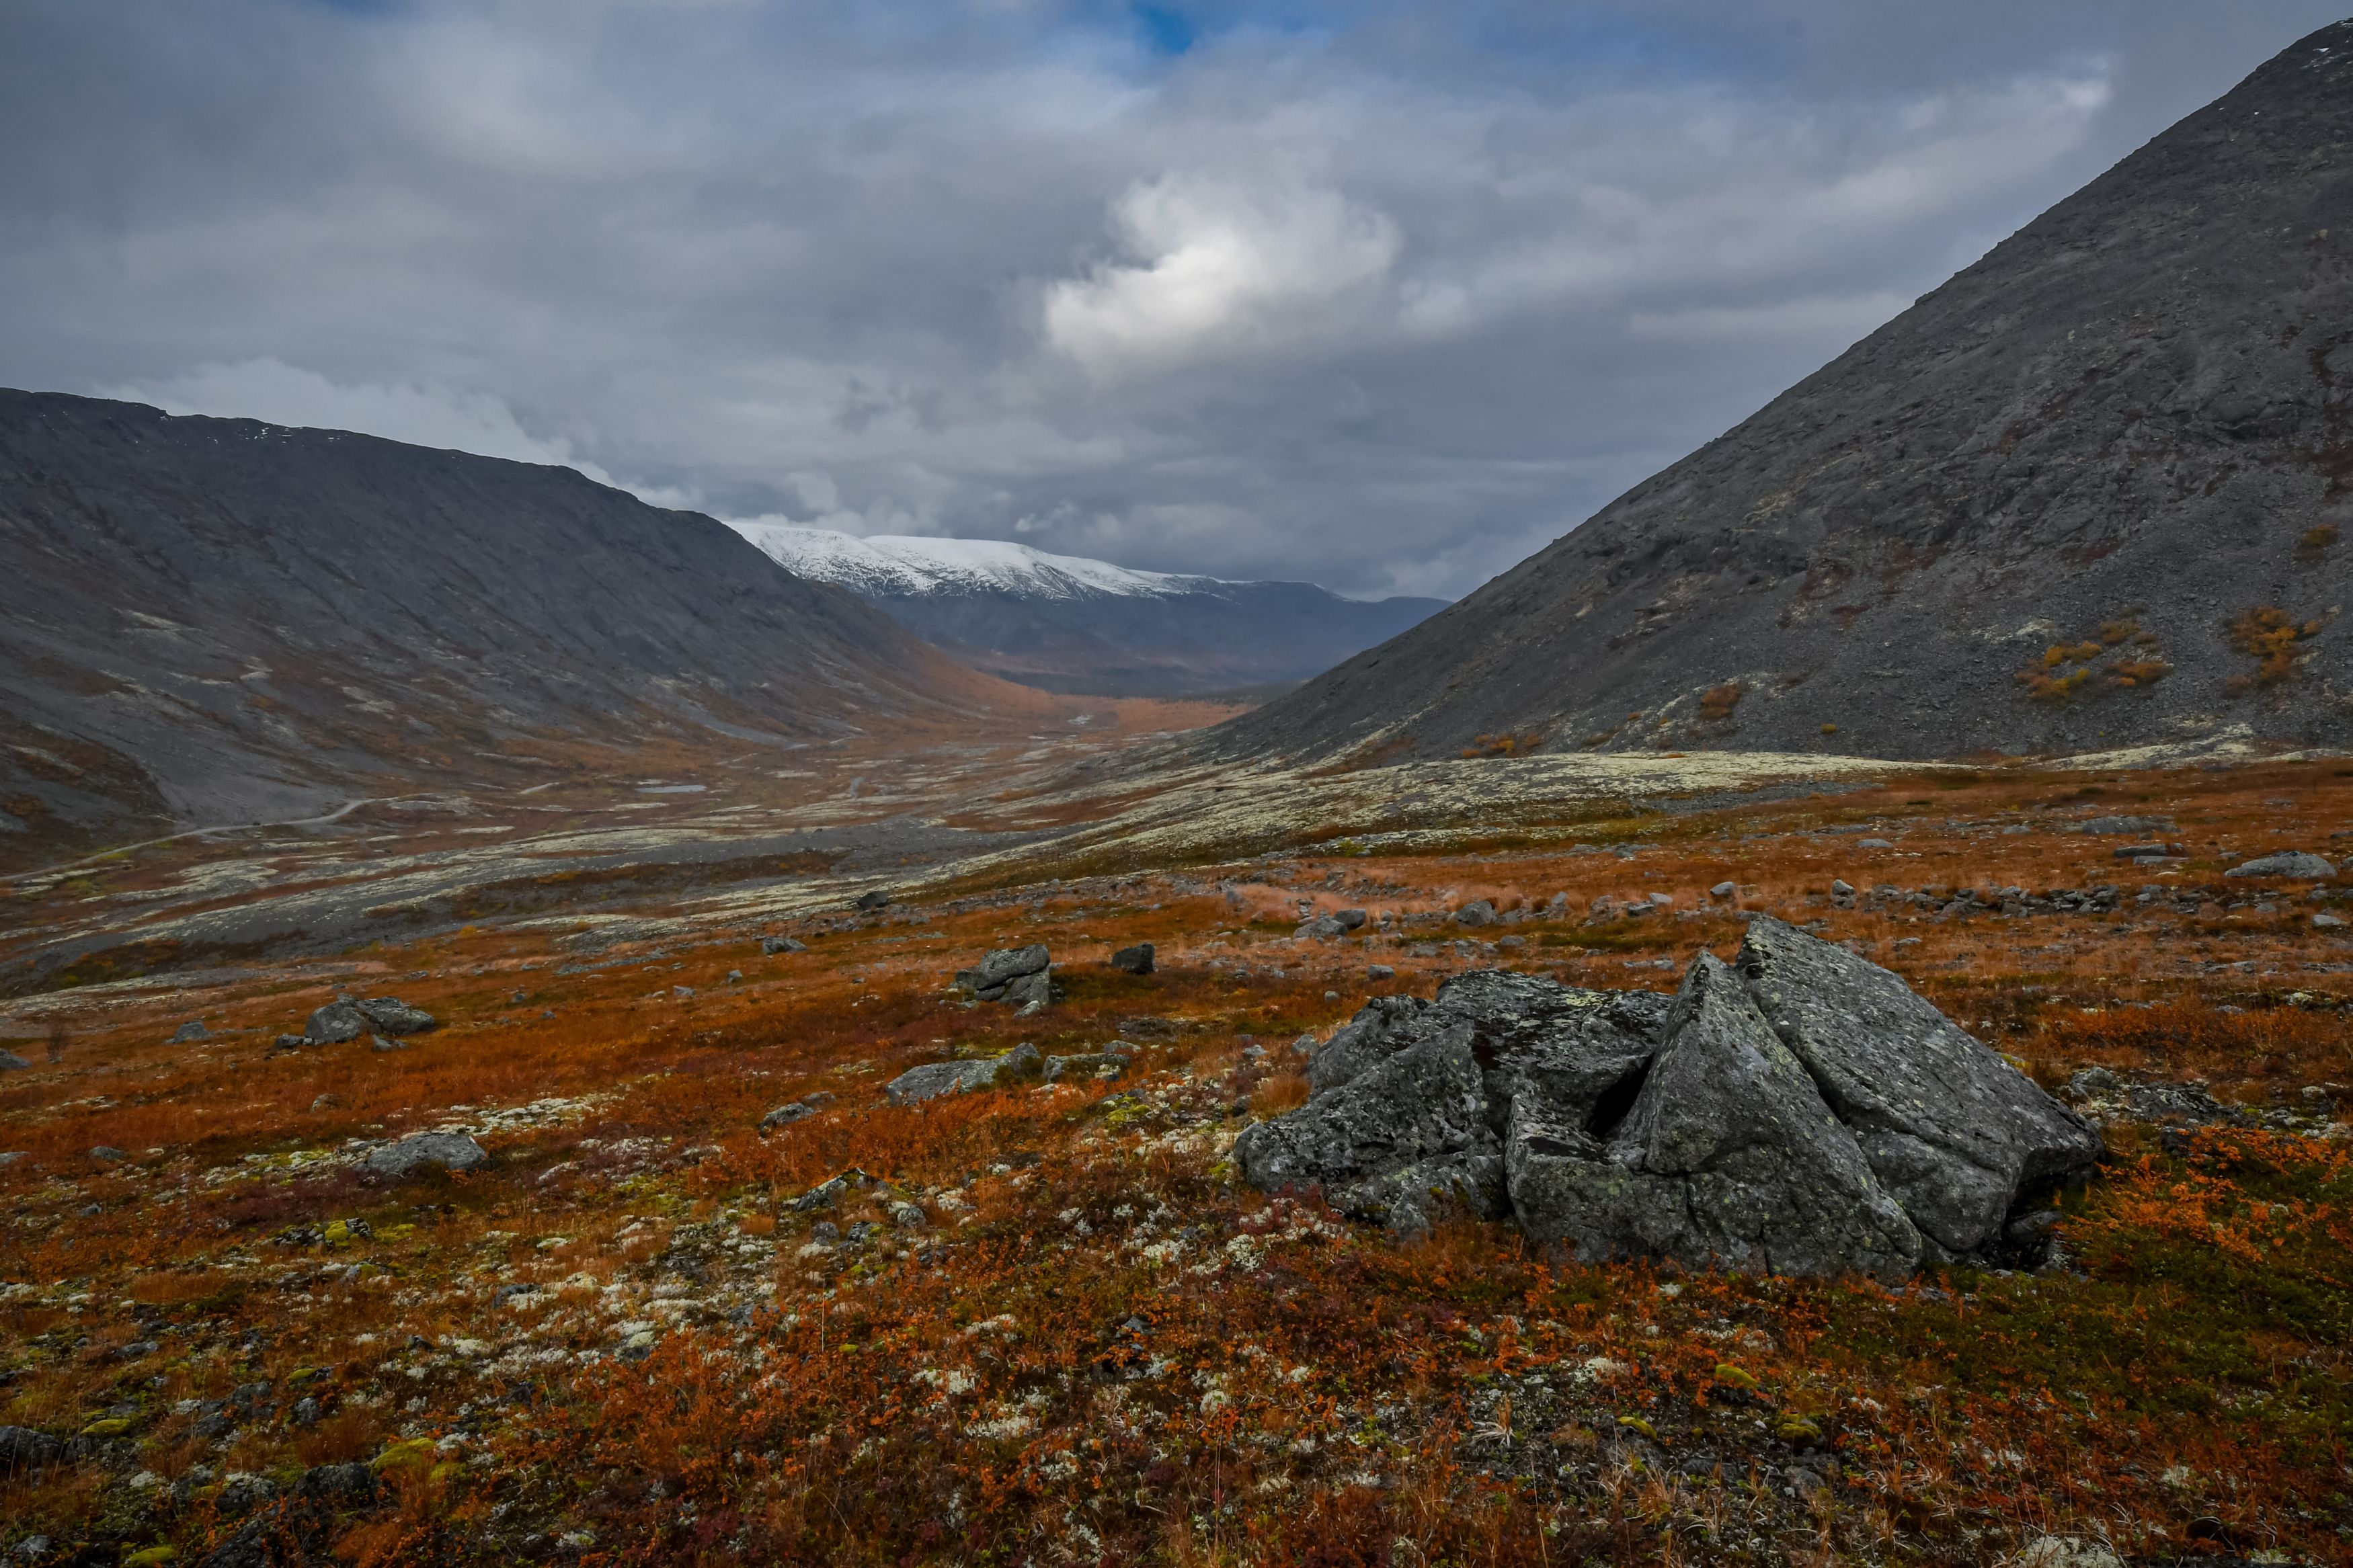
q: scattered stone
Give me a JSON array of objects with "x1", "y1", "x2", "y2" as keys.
[
  {"x1": 0, "y1": 1425, "x2": 63, "y2": 1474},
  {"x1": 884, "y1": 1044, "x2": 1044, "y2": 1105},
  {"x1": 89, "y1": 1145, "x2": 127, "y2": 1163},
  {"x1": 362, "y1": 1132, "x2": 490, "y2": 1182},
  {"x1": 296, "y1": 1462, "x2": 378, "y2": 1507},
  {"x1": 169, "y1": 1020, "x2": 210, "y2": 1044},
  {"x1": 759, "y1": 1094, "x2": 834, "y2": 1133},
  {"x1": 370, "y1": 1034, "x2": 407, "y2": 1053},
  {"x1": 1830, "y1": 878, "x2": 1856, "y2": 897},
  {"x1": 270, "y1": 1034, "x2": 311, "y2": 1054},
  {"x1": 1858, "y1": 837, "x2": 1893, "y2": 849},
  {"x1": 309, "y1": 1094, "x2": 340, "y2": 1112},
  {"x1": 1710, "y1": 881, "x2": 1737, "y2": 899},
  {"x1": 855, "y1": 890, "x2": 893, "y2": 912},
  {"x1": 2317, "y1": 912, "x2": 2346, "y2": 929},
  {"x1": 887, "y1": 1201, "x2": 928, "y2": 1229},
  {"x1": 1453, "y1": 901, "x2": 1497, "y2": 927},
  {"x1": 1368, "y1": 964, "x2": 1396, "y2": 981},
  {"x1": 673, "y1": 985, "x2": 694, "y2": 998},
  {"x1": 1240, "y1": 917, "x2": 2098, "y2": 1274},
  {"x1": 787, "y1": 1168, "x2": 873, "y2": 1211},
  {"x1": 2074, "y1": 816, "x2": 2176, "y2": 835},
  {"x1": 2225, "y1": 850, "x2": 2336, "y2": 879},
  {"x1": 726, "y1": 970, "x2": 743, "y2": 983},
  {"x1": 1044, "y1": 1053, "x2": 1126, "y2": 1083},
  {"x1": 762, "y1": 936, "x2": 807, "y2": 955},
  {"x1": 1109, "y1": 943, "x2": 1155, "y2": 975},
  {"x1": 0, "y1": 1050, "x2": 28, "y2": 1072},
  {"x1": 2112, "y1": 842, "x2": 2186, "y2": 860},
  {"x1": 0, "y1": 1151, "x2": 24, "y2": 1167}
]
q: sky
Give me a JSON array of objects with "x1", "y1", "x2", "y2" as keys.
[{"x1": 2, "y1": 1, "x2": 2345, "y2": 600}]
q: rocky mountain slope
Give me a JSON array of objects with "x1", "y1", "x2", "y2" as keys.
[
  {"x1": 0, "y1": 392, "x2": 1003, "y2": 859},
  {"x1": 1215, "y1": 18, "x2": 2353, "y2": 766},
  {"x1": 733, "y1": 522, "x2": 1445, "y2": 697}
]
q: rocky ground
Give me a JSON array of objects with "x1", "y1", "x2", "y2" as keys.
[{"x1": 3, "y1": 750, "x2": 2352, "y2": 1564}]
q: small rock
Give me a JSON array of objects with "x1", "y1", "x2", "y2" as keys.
[
  {"x1": 169, "y1": 1021, "x2": 210, "y2": 1044},
  {"x1": 270, "y1": 1034, "x2": 311, "y2": 1054},
  {"x1": 885, "y1": 1044, "x2": 1044, "y2": 1104},
  {"x1": 2315, "y1": 912, "x2": 2346, "y2": 929},
  {"x1": 1830, "y1": 878, "x2": 1856, "y2": 897},
  {"x1": 370, "y1": 1034, "x2": 407, "y2": 1053},
  {"x1": 887, "y1": 1202, "x2": 927, "y2": 1229},
  {"x1": 1367, "y1": 964, "x2": 1395, "y2": 981},
  {"x1": 0, "y1": 1051, "x2": 29, "y2": 1072},
  {"x1": 89, "y1": 1145, "x2": 128, "y2": 1163},
  {"x1": 790, "y1": 1169, "x2": 873, "y2": 1212},
  {"x1": 761, "y1": 935, "x2": 807, "y2": 955},
  {"x1": 1858, "y1": 838, "x2": 1893, "y2": 850},
  {"x1": 0, "y1": 1151, "x2": 25, "y2": 1167},
  {"x1": 1044, "y1": 1053, "x2": 1126, "y2": 1083},
  {"x1": 362, "y1": 1132, "x2": 490, "y2": 1182},
  {"x1": 1453, "y1": 901, "x2": 1497, "y2": 927},
  {"x1": 2225, "y1": 850, "x2": 2335, "y2": 880},
  {"x1": 726, "y1": 970, "x2": 743, "y2": 983},
  {"x1": 1109, "y1": 943, "x2": 1155, "y2": 975},
  {"x1": 0, "y1": 1425, "x2": 63, "y2": 1475},
  {"x1": 673, "y1": 985, "x2": 694, "y2": 998},
  {"x1": 1710, "y1": 881, "x2": 1737, "y2": 898},
  {"x1": 855, "y1": 890, "x2": 893, "y2": 912},
  {"x1": 309, "y1": 1094, "x2": 340, "y2": 1113}
]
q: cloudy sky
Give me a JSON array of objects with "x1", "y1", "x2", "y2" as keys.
[{"x1": 3, "y1": 1, "x2": 2343, "y2": 598}]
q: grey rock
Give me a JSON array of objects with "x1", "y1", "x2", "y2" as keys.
[
  {"x1": 216, "y1": 1473, "x2": 280, "y2": 1518},
  {"x1": 89, "y1": 1145, "x2": 127, "y2": 1163},
  {"x1": 999, "y1": 968, "x2": 1055, "y2": 1009},
  {"x1": 296, "y1": 1461, "x2": 378, "y2": 1506},
  {"x1": 1453, "y1": 901, "x2": 1497, "y2": 927},
  {"x1": 1235, "y1": 1014, "x2": 1503, "y2": 1237},
  {"x1": 170, "y1": 1020, "x2": 210, "y2": 1044},
  {"x1": 1710, "y1": 881, "x2": 1737, "y2": 899},
  {"x1": 0, "y1": 1151, "x2": 24, "y2": 1166},
  {"x1": 789, "y1": 1168, "x2": 872, "y2": 1212},
  {"x1": 758, "y1": 1101, "x2": 816, "y2": 1132},
  {"x1": 305, "y1": 999, "x2": 367, "y2": 1044},
  {"x1": 887, "y1": 1201, "x2": 928, "y2": 1229},
  {"x1": 762, "y1": 935, "x2": 807, "y2": 955},
  {"x1": 2076, "y1": 816, "x2": 2178, "y2": 835},
  {"x1": 0, "y1": 1424, "x2": 62, "y2": 1474},
  {"x1": 2225, "y1": 850, "x2": 2335, "y2": 880},
  {"x1": 966, "y1": 944, "x2": 1050, "y2": 992},
  {"x1": 1044, "y1": 1052, "x2": 1126, "y2": 1083},
  {"x1": 362, "y1": 1132, "x2": 490, "y2": 1182},
  {"x1": 0, "y1": 1051, "x2": 28, "y2": 1071},
  {"x1": 270, "y1": 1034, "x2": 311, "y2": 1053},
  {"x1": 883, "y1": 1044, "x2": 1043, "y2": 1105},
  {"x1": 1507, "y1": 952, "x2": 1921, "y2": 1278},
  {"x1": 1296, "y1": 914, "x2": 1352, "y2": 940},
  {"x1": 1304, "y1": 995, "x2": 1430, "y2": 1097},
  {"x1": 355, "y1": 997, "x2": 436, "y2": 1034},
  {"x1": 854, "y1": 890, "x2": 893, "y2": 912},
  {"x1": 1109, "y1": 943, "x2": 1155, "y2": 975},
  {"x1": 370, "y1": 1034, "x2": 407, "y2": 1053},
  {"x1": 1734, "y1": 915, "x2": 2100, "y2": 1255},
  {"x1": 2060, "y1": 1066, "x2": 2120, "y2": 1102},
  {"x1": 1367, "y1": 964, "x2": 1395, "y2": 981}
]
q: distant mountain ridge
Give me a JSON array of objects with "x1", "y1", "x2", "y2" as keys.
[
  {"x1": 0, "y1": 391, "x2": 1007, "y2": 861},
  {"x1": 732, "y1": 523, "x2": 1446, "y2": 698},
  {"x1": 1212, "y1": 18, "x2": 2353, "y2": 766}
]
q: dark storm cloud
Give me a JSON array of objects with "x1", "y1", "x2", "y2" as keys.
[{"x1": 1, "y1": 1, "x2": 2342, "y2": 597}]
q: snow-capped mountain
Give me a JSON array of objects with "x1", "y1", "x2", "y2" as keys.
[{"x1": 729, "y1": 522, "x2": 1447, "y2": 698}]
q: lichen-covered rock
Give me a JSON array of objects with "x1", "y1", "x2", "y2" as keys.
[
  {"x1": 169, "y1": 1020, "x2": 210, "y2": 1044},
  {"x1": 1235, "y1": 1015, "x2": 1502, "y2": 1236},
  {"x1": 2225, "y1": 850, "x2": 2336, "y2": 880},
  {"x1": 1242, "y1": 917, "x2": 2101, "y2": 1276},
  {"x1": 1733, "y1": 915, "x2": 2100, "y2": 1256},
  {"x1": 362, "y1": 1132, "x2": 489, "y2": 1182},
  {"x1": 885, "y1": 1044, "x2": 1043, "y2": 1105},
  {"x1": 355, "y1": 997, "x2": 437, "y2": 1034},
  {"x1": 1044, "y1": 1053, "x2": 1125, "y2": 1083},
  {"x1": 1509, "y1": 953, "x2": 1922, "y2": 1278},
  {"x1": 304, "y1": 999, "x2": 367, "y2": 1043}
]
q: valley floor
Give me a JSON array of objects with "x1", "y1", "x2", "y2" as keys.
[{"x1": 3, "y1": 737, "x2": 2350, "y2": 1565}]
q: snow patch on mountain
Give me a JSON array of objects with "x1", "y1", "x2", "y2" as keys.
[{"x1": 729, "y1": 522, "x2": 1226, "y2": 602}]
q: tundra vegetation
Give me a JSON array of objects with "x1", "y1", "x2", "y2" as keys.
[{"x1": 3, "y1": 757, "x2": 2352, "y2": 1565}]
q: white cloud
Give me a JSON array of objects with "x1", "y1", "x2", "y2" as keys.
[{"x1": 1043, "y1": 177, "x2": 1400, "y2": 378}]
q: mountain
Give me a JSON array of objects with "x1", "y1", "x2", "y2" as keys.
[
  {"x1": 732, "y1": 523, "x2": 1446, "y2": 698},
  {"x1": 0, "y1": 391, "x2": 1008, "y2": 860},
  {"x1": 1214, "y1": 19, "x2": 2353, "y2": 766}
]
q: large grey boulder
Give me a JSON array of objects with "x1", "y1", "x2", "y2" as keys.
[
  {"x1": 1734, "y1": 915, "x2": 2100, "y2": 1256},
  {"x1": 1242, "y1": 919, "x2": 2100, "y2": 1275},
  {"x1": 362, "y1": 1132, "x2": 489, "y2": 1182},
  {"x1": 2225, "y1": 850, "x2": 2336, "y2": 880},
  {"x1": 1508, "y1": 954, "x2": 1921, "y2": 1278},
  {"x1": 304, "y1": 1000, "x2": 368, "y2": 1044},
  {"x1": 956, "y1": 946, "x2": 1055, "y2": 1005},
  {"x1": 169, "y1": 1020, "x2": 210, "y2": 1044},
  {"x1": 885, "y1": 1044, "x2": 1043, "y2": 1105}
]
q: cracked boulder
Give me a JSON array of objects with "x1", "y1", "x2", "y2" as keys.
[
  {"x1": 1507, "y1": 953, "x2": 1921, "y2": 1278},
  {"x1": 1242, "y1": 919, "x2": 2098, "y2": 1276},
  {"x1": 884, "y1": 1043, "x2": 1043, "y2": 1105},
  {"x1": 1733, "y1": 915, "x2": 2101, "y2": 1258}
]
